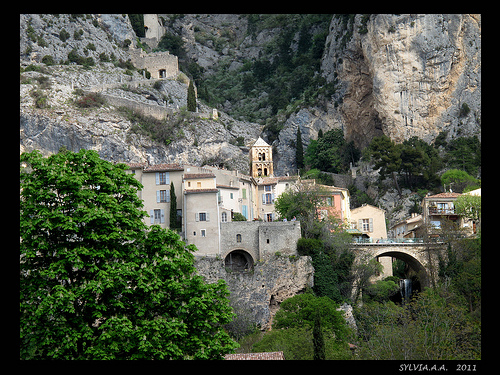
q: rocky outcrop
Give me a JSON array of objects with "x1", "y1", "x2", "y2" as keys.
[
  {"x1": 20, "y1": 14, "x2": 133, "y2": 64},
  {"x1": 322, "y1": 14, "x2": 481, "y2": 148},
  {"x1": 20, "y1": 14, "x2": 263, "y2": 172},
  {"x1": 194, "y1": 254, "x2": 314, "y2": 330}
]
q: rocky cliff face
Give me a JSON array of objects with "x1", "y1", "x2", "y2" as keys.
[
  {"x1": 20, "y1": 14, "x2": 262, "y2": 172},
  {"x1": 194, "y1": 255, "x2": 314, "y2": 330},
  {"x1": 322, "y1": 14, "x2": 481, "y2": 149},
  {"x1": 20, "y1": 14, "x2": 481, "y2": 176}
]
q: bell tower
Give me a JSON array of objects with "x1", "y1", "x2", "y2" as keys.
[{"x1": 250, "y1": 137, "x2": 274, "y2": 178}]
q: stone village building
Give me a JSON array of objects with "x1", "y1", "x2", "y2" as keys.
[{"x1": 124, "y1": 137, "x2": 361, "y2": 270}]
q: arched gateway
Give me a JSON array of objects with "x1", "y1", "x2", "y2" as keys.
[{"x1": 224, "y1": 249, "x2": 254, "y2": 272}]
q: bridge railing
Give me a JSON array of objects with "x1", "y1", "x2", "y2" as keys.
[{"x1": 352, "y1": 238, "x2": 441, "y2": 245}]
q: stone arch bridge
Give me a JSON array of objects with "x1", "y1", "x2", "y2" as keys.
[{"x1": 350, "y1": 242, "x2": 447, "y2": 288}]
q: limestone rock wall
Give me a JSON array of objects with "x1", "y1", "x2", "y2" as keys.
[
  {"x1": 322, "y1": 14, "x2": 481, "y2": 148},
  {"x1": 194, "y1": 254, "x2": 314, "y2": 330}
]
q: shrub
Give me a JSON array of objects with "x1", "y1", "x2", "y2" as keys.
[
  {"x1": 75, "y1": 92, "x2": 106, "y2": 108},
  {"x1": 41, "y1": 55, "x2": 55, "y2": 66},
  {"x1": 59, "y1": 28, "x2": 70, "y2": 42}
]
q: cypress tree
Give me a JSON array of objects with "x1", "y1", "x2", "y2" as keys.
[
  {"x1": 313, "y1": 311, "x2": 325, "y2": 360},
  {"x1": 187, "y1": 80, "x2": 196, "y2": 112},
  {"x1": 296, "y1": 126, "x2": 304, "y2": 170},
  {"x1": 170, "y1": 182, "x2": 179, "y2": 230}
]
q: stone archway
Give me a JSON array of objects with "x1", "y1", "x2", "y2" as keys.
[
  {"x1": 374, "y1": 250, "x2": 429, "y2": 288},
  {"x1": 224, "y1": 249, "x2": 254, "y2": 272}
]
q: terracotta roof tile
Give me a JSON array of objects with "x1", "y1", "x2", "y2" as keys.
[
  {"x1": 225, "y1": 351, "x2": 285, "y2": 360},
  {"x1": 143, "y1": 163, "x2": 184, "y2": 172},
  {"x1": 183, "y1": 173, "x2": 215, "y2": 179},
  {"x1": 426, "y1": 192, "x2": 462, "y2": 199},
  {"x1": 184, "y1": 188, "x2": 218, "y2": 194},
  {"x1": 123, "y1": 162, "x2": 147, "y2": 169}
]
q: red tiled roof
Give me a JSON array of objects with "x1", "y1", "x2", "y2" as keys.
[
  {"x1": 123, "y1": 162, "x2": 147, "y2": 169},
  {"x1": 426, "y1": 192, "x2": 462, "y2": 199},
  {"x1": 143, "y1": 163, "x2": 184, "y2": 172},
  {"x1": 225, "y1": 351, "x2": 285, "y2": 360},
  {"x1": 184, "y1": 188, "x2": 219, "y2": 194},
  {"x1": 183, "y1": 173, "x2": 215, "y2": 179}
]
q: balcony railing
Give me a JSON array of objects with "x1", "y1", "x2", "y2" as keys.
[{"x1": 428, "y1": 207, "x2": 456, "y2": 215}]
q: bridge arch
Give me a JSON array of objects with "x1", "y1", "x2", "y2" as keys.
[
  {"x1": 224, "y1": 249, "x2": 255, "y2": 272},
  {"x1": 373, "y1": 249, "x2": 429, "y2": 288}
]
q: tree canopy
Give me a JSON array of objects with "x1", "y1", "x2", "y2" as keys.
[{"x1": 20, "y1": 149, "x2": 237, "y2": 359}]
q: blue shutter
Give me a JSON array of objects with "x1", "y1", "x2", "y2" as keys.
[
  {"x1": 150, "y1": 210, "x2": 154, "y2": 224},
  {"x1": 155, "y1": 172, "x2": 160, "y2": 185},
  {"x1": 242, "y1": 205, "x2": 248, "y2": 220},
  {"x1": 160, "y1": 209, "x2": 165, "y2": 224},
  {"x1": 165, "y1": 172, "x2": 170, "y2": 185},
  {"x1": 156, "y1": 190, "x2": 160, "y2": 203},
  {"x1": 262, "y1": 194, "x2": 266, "y2": 204},
  {"x1": 206, "y1": 212, "x2": 210, "y2": 222},
  {"x1": 166, "y1": 190, "x2": 170, "y2": 203}
]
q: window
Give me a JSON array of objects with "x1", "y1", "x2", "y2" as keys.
[
  {"x1": 197, "y1": 181, "x2": 202, "y2": 188},
  {"x1": 431, "y1": 220, "x2": 441, "y2": 229},
  {"x1": 263, "y1": 193, "x2": 272, "y2": 204},
  {"x1": 222, "y1": 212, "x2": 228, "y2": 222},
  {"x1": 150, "y1": 209, "x2": 165, "y2": 224},
  {"x1": 359, "y1": 218, "x2": 373, "y2": 232},
  {"x1": 156, "y1": 172, "x2": 169, "y2": 185},
  {"x1": 230, "y1": 193, "x2": 234, "y2": 199},
  {"x1": 265, "y1": 185, "x2": 272, "y2": 192},
  {"x1": 201, "y1": 229, "x2": 206, "y2": 237},
  {"x1": 236, "y1": 234, "x2": 242, "y2": 243},
  {"x1": 158, "y1": 190, "x2": 170, "y2": 203},
  {"x1": 362, "y1": 219, "x2": 370, "y2": 232},
  {"x1": 196, "y1": 212, "x2": 209, "y2": 222},
  {"x1": 187, "y1": 181, "x2": 191, "y2": 187},
  {"x1": 326, "y1": 197, "x2": 333, "y2": 206},
  {"x1": 154, "y1": 209, "x2": 162, "y2": 224},
  {"x1": 242, "y1": 189, "x2": 247, "y2": 199}
]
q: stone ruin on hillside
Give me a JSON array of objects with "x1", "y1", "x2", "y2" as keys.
[{"x1": 129, "y1": 48, "x2": 179, "y2": 79}]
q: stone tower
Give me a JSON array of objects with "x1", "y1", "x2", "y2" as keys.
[{"x1": 250, "y1": 137, "x2": 274, "y2": 178}]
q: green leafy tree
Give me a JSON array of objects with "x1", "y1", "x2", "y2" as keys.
[
  {"x1": 187, "y1": 80, "x2": 196, "y2": 112},
  {"x1": 20, "y1": 149, "x2": 237, "y2": 359},
  {"x1": 440, "y1": 169, "x2": 480, "y2": 193},
  {"x1": 252, "y1": 293, "x2": 351, "y2": 360},
  {"x1": 368, "y1": 135, "x2": 402, "y2": 195},
  {"x1": 454, "y1": 194, "x2": 481, "y2": 223}
]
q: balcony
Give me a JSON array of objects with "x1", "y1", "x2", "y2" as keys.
[{"x1": 428, "y1": 207, "x2": 456, "y2": 215}]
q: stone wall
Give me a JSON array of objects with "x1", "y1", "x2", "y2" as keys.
[
  {"x1": 194, "y1": 254, "x2": 314, "y2": 329},
  {"x1": 101, "y1": 93, "x2": 174, "y2": 121},
  {"x1": 129, "y1": 48, "x2": 179, "y2": 79},
  {"x1": 220, "y1": 221, "x2": 301, "y2": 262}
]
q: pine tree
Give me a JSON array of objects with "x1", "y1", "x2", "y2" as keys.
[
  {"x1": 296, "y1": 126, "x2": 304, "y2": 170},
  {"x1": 187, "y1": 80, "x2": 196, "y2": 112}
]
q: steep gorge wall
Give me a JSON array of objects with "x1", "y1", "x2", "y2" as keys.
[{"x1": 322, "y1": 14, "x2": 481, "y2": 149}]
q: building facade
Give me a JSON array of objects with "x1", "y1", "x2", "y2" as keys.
[{"x1": 124, "y1": 137, "x2": 355, "y2": 262}]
